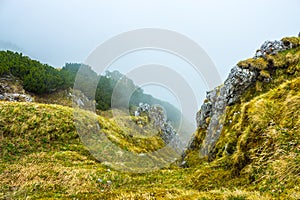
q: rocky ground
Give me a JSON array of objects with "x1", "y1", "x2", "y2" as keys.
[
  {"x1": 0, "y1": 35, "x2": 299, "y2": 199},
  {"x1": 0, "y1": 75, "x2": 33, "y2": 102}
]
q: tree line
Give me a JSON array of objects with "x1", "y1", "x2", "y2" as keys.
[{"x1": 0, "y1": 50, "x2": 181, "y2": 124}]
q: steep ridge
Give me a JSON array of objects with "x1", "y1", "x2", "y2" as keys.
[
  {"x1": 186, "y1": 36, "x2": 299, "y2": 161},
  {"x1": 185, "y1": 36, "x2": 300, "y2": 161},
  {"x1": 183, "y1": 36, "x2": 300, "y2": 197},
  {"x1": 1, "y1": 35, "x2": 299, "y2": 199}
]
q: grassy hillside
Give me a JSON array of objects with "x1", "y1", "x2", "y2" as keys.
[
  {"x1": 1, "y1": 81, "x2": 299, "y2": 199},
  {"x1": 183, "y1": 37, "x2": 300, "y2": 199},
  {"x1": 0, "y1": 101, "x2": 267, "y2": 199},
  {"x1": 1, "y1": 36, "x2": 299, "y2": 199},
  {"x1": 2, "y1": 82, "x2": 299, "y2": 199},
  {"x1": 191, "y1": 77, "x2": 300, "y2": 197},
  {"x1": 0, "y1": 102, "x2": 211, "y2": 199}
]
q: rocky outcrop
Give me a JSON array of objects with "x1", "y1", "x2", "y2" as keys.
[
  {"x1": 0, "y1": 93, "x2": 33, "y2": 102},
  {"x1": 70, "y1": 89, "x2": 94, "y2": 109},
  {"x1": 135, "y1": 103, "x2": 181, "y2": 149},
  {"x1": 0, "y1": 75, "x2": 33, "y2": 102},
  {"x1": 195, "y1": 66, "x2": 257, "y2": 158},
  {"x1": 254, "y1": 40, "x2": 292, "y2": 58},
  {"x1": 189, "y1": 37, "x2": 295, "y2": 159},
  {"x1": 196, "y1": 65, "x2": 257, "y2": 130},
  {"x1": 224, "y1": 66, "x2": 257, "y2": 105}
]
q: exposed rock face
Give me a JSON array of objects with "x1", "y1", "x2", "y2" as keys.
[
  {"x1": 195, "y1": 66, "x2": 257, "y2": 158},
  {"x1": 196, "y1": 66, "x2": 257, "y2": 133},
  {"x1": 196, "y1": 101, "x2": 211, "y2": 129},
  {"x1": 190, "y1": 38, "x2": 295, "y2": 159},
  {"x1": 224, "y1": 66, "x2": 257, "y2": 105},
  {"x1": 0, "y1": 93, "x2": 33, "y2": 102},
  {"x1": 254, "y1": 40, "x2": 292, "y2": 58},
  {"x1": 0, "y1": 75, "x2": 33, "y2": 102},
  {"x1": 135, "y1": 103, "x2": 181, "y2": 148},
  {"x1": 70, "y1": 89, "x2": 93, "y2": 109}
]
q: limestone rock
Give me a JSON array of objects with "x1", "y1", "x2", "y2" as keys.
[
  {"x1": 0, "y1": 75, "x2": 34, "y2": 102},
  {"x1": 135, "y1": 103, "x2": 181, "y2": 150},
  {"x1": 0, "y1": 93, "x2": 33, "y2": 102},
  {"x1": 193, "y1": 62, "x2": 257, "y2": 158},
  {"x1": 196, "y1": 101, "x2": 212, "y2": 128},
  {"x1": 187, "y1": 36, "x2": 298, "y2": 159},
  {"x1": 254, "y1": 40, "x2": 292, "y2": 58},
  {"x1": 224, "y1": 66, "x2": 257, "y2": 105},
  {"x1": 69, "y1": 89, "x2": 92, "y2": 109}
]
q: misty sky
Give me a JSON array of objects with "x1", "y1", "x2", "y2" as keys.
[{"x1": 0, "y1": 0, "x2": 299, "y2": 123}]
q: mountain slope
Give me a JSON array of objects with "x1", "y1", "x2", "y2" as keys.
[
  {"x1": 1, "y1": 35, "x2": 299, "y2": 199},
  {"x1": 189, "y1": 77, "x2": 300, "y2": 197},
  {"x1": 183, "y1": 36, "x2": 300, "y2": 198}
]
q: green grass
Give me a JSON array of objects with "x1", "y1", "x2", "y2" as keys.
[
  {"x1": 1, "y1": 36, "x2": 300, "y2": 199},
  {"x1": 183, "y1": 77, "x2": 300, "y2": 199},
  {"x1": 1, "y1": 87, "x2": 299, "y2": 199},
  {"x1": 0, "y1": 101, "x2": 272, "y2": 199},
  {"x1": 183, "y1": 37, "x2": 300, "y2": 199}
]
